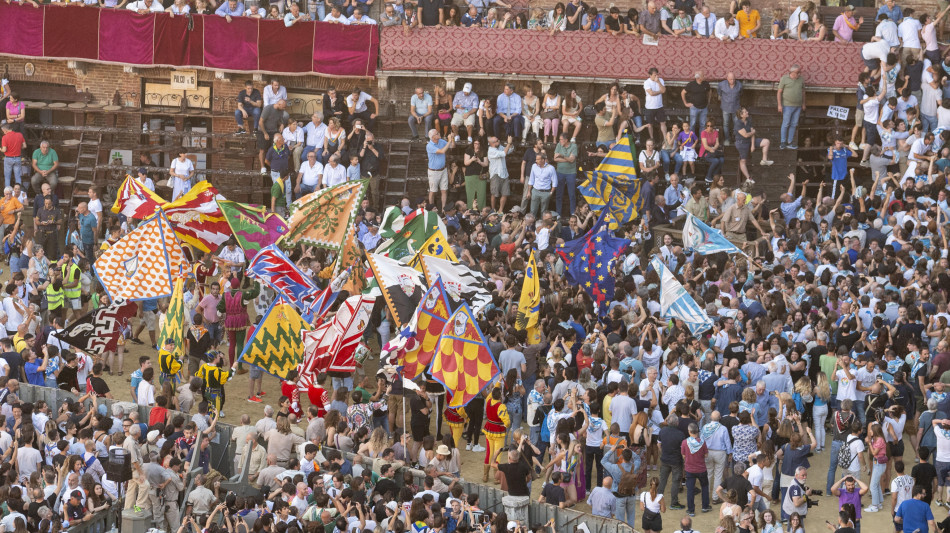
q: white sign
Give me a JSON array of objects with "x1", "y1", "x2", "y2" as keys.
[
  {"x1": 827, "y1": 105, "x2": 850, "y2": 121},
  {"x1": 171, "y1": 70, "x2": 198, "y2": 91}
]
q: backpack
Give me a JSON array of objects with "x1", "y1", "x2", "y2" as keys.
[
  {"x1": 618, "y1": 467, "x2": 639, "y2": 496},
  {"x1": 837, "y1": 436, "x2": 858, "y2": 469},
  {"x1": 539, "y1": 410, "x2": 552, "y2": 443}
]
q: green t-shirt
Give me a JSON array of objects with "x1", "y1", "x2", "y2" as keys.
[
  {"x1": 354, "y1": 386, "x2": 371, "y2": 402},
  {"x1": 32, "y1": 148, "x2": 58, "y2": 171},
  {"x1": 778, "y1": 74, "x2": 804, "y2": 107},
  {"x1": 270, "y1": 181, "x2": 286, "y2": 207},
  {"x1": 819, "y1": 353, "x2": 839, "y2": 394},
  {"x1": 554, "y1": 142, "x2": 578, "y2": 175}
]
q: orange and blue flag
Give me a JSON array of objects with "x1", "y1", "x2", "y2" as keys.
[
  {"x1": 430, "y1": 303, "x2": 501, "y2": 408},
  {"x1": 556, "y1": 211, "x2": 630, "y2": 317}
]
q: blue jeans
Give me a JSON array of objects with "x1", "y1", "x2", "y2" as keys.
[
  {"x1": 826, "y1": 439, "x2": 844, "y2": 493},
  {"x1": 308, "y1": 0, "x2": 325, "y2": 20},
  {"x1": 673, "y1": 152, "x2": 685, "y2": 175},
  {"x1": 301, "y1": 145, "x2": 319, "y2": 163},
  {"x1": 297, "y1": 183, "x2": 316, "y2": 200},
  {"x1": 555, "y1": 172, "x2": 576, "y2": 216},
  {"x1": 492, "y1": 115, "x2": 524, "y2": 139},
  {"x1": 408, "y1": 114, "x2": 434, "y2": 138},
  {"x1": 660, "y1": 149, "x2": 673, "y2": 175},
  {"x1": 854, "y1": 400, "x2": 866, "y2": 424},
  {"x1": 206, "y1": 322, "x2": 222, "y2": 345},
  {"x1": 689, "y1": 106, "x2": 708, "y2": 135},
  {"x1": 346, "y1": 0, "x2": 369, "y2": 15},
  {"x1": 923, "y1": 114, "x2": 937, "y2": 135},
  {"x1": 722, "y1": 110, "x2": 736, "y2": 142},
  {"x1": 781, "y1": 106, "x2": 802, "y2": 145},
  {"x1": 870, "y1": 461, "x2": 885, "y2": 506},
  {"x1": 235, "y1": 107, "x2": 261, "y2": 131},
  {"x1": 705, "y1": 153, "x2": 724, "y2": 180},
  {"x1": 3, "y1": 157, "x2": 22, "y2": 189},
  {"x1": 685, "y1": 471, "x2": 710, "y2": 513},
  {"x1": 332, "y1": 376, "x2": 353, "y2": 390},
  {"x1": 615, "y1": 495, "x2": 636, "y2": 529}
]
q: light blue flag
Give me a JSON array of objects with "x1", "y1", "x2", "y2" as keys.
[
  {"x1": 650, "y1": 257, "x2": 713, "y2": 336},
  {"x1": 681, "y1": 213, "x2": 744, "y2": 256}
]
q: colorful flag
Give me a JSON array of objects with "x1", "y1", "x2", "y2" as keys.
[
  {"x1": 366, "y1": 253, "x2": 426, "y2": 329},
  {"x1": 578, "y1": 134, "x2": 643, "y2": 227},
  {"x1": 682, "y1": 213, "x2": 744, "y2": 256},
  {"x1": 407, "y1": 229, "x2": 456, "y2": 271},
  {"x1": 157, "y1": 272, "x2": 186, "y2": 361},
  {"x1": 418, "y1": 255, "x2": 492, "y2": 313},
  {"x1": 111, "y1": 175, "x2": 165, "y2": 219},
  {"x1": 556, "y1": 211, "x2": 630, "y2": 317},
  {"x1": 297, "y1": 294, "x2": 376, "y2": 387},
  {"x1": 651, "y1": 257, "x2": 713, "y2": 335},
  {"x1": 515, "y1": 251, "x2": 542, "y2": 345},
  {"x1": 376, "y1": 208, "x2": 448, "y2": 261},
  {"x1": 52, "y1": 297, "x2": 138, "y2": 356},
  {"x1": 238, "y1": 298, "x2": 310, "y2": 379},
  {"x1": 430, "y1": 303, "x2": 501, "y2": 408},
  {"x1": 247, "y1": 244, "x2": 347, "y2": 319},
  {"x1": 95, "y1": 212, "x2": 188, "y2": 301},
  {"x1": 281, "y1": 179, "x2": 367, "y2": 249},
  {"x1": 162, "y1": 181, "x2": 232, "y2": 253},
  {"x1": 396, "y1": 277, "x2": 454, "y2": 380},
  {"x1": 217, "y1": 200, "x2": 289, "y2": 261},
  {"x1": 332, "y1": 222, "x2": 365, "y2": 295}
]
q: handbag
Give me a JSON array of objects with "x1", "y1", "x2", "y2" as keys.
[{"x1": 541, "y1": 109, "x2": 559, "y2": 120}]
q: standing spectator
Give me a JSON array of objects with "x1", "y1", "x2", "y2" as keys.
[
  {"x1": 897, "y1": 8, "x2": 921, "y2": 58},
  {"x1": 833, "y1": 5, "x2": 863, "y2": 42},
  {"x1": 235, "y1": 80, "x2": 263, "y2": 134},
  {"x1": 76, "y1": 203, "x2": 98, "y2": 265},
  {"x1": 701, "y1": 412, "x2": 732, "y2": 499},
  {"x1": 831, "y1": 475, "x2": 868, "y2": 529},
  {"x1": 640, "y1": 1, "x2": 661, "y2": 39},
  {"x1": 3, "y1": 93, "x2": 24, "y2": 134},
  {"x1": 487, "y1": 135, "x2": 513, "y2": 213},
  {"x1": 417, "y1": 0, "x2": 444, "y2": 26},
  {"x1": 494, "y1": 84, "x2": 523, "y2": 141},
  {"x1": 257, "y1": 99, "x2": 289, "y2": 174},
  {"x1": 0, "y1": 124, "x2": 25, "y2": 189},
  {"x1": 895, "y1": 484, "x2": 936, "y2": 533},
  {"x1": 681, "y1": 71, "x2": 711, "y2": 135},
  {"x1": 788, "y1": 1, "x2": 813, "y2": 40},
  {"x1": 29, "y1": 141, "x2": 58, "y2": 195},
  {"x1": 681, "y1": 422, "x2": 710, "y2": 517},
  {"x1": 693, "y1": 6, "x2": 716, "y2": 37},
  {"x1": 714, "y1": 12, "x2": 739, "y2": 41},
  {"x1": 717, "y1": 72, "x2": 742, "y2": 144},
  {"x1": 781, "y1": 466, "x2": 812, "y2": 521},
  {"x1": 301, "y1": 112, "x2": 327, "y2": 163},
  {"x1": 877, "y1": 0, "x2": 902, "y2": 22},
  {"x1": 168, "y1": 149, "x2": 195, "y2": 202},
  {"x1": 777, "y1": 65, "x2": 805, "y2": 150},
  {"x1": 657, "y1": 413, "x2": 685, "y2": 510},
  {"x1": 426, "y1": 129, "x2": 454, "y2": 210},
  {"x1": 736, "y1": 0, "x2": 760, "y2": 38},
  {"x1": 643, "y1": 68, "x2": 668, "y2": 141},
  {"x1": 451, "y1": 83, "x2": 479, "y2": 143},
  {"x1": 874, "y1": 13, "x2": 900, "y2": 48},
  {"x1": 262, "y1": 80, "x2": 287, "y2": 108},
  {"x1": 526, "y1": 153, "x2": 556, "y2": 218},
  {"x1": 552, "y1": 133, "x2": 577, "y2": 216},
  {"x1": 734, "y1": 108, "x2": 774, "y2": 184},
  {"x1": 408, "y1": 87, "x2": 434, "y2": 141},
  {"x1": 346, "y1": 87, "x2": 379, "y2": 132},
  {"x1": 215, "y1": 0, "x2": 245, "y2": 20}
]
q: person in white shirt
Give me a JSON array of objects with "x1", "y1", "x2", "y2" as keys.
[
  {"x1": 324, "y1": 4, "x2": 349, "y2": 23},
  {"x1": 136, "y1": 367, "x2": 156, "y2": 406},
  {"x1": 322, "y1": 154, "x2": 347, "y2": 188},
  {"x1": 296, "y1": 151, "x2": 324, "y2": 198},
  {"x1": 262, "y1": 80, "x2": 287, "y2": 108},
  {"x1": 787, "y1": 4, "x2": 809, "y2": 40},
  {"x1": 643, "y1": 67, "x2": 667, "y2": 140},
  {"x1": 347, "y1": 6, "x2": 377, "y2": 24},
  {"x1": 281, "y1": 120, "x2": 305, "y2": 182},
  {"x1": 874, "y1": 13, "x2": 901, "y2": 48},
  {"x1": 168, "y1": 150, "x2": 195, "y2": 201},
  {"x1": 126, "y1": 0, "x2": 163, "y2": 12},
  {"x1": 346, "y1": 87, "x2": 379, "y2": 131},
  {"x1": 244, "y1": 4, "x2": 264, "y2": 17},
  {"x1": 302, "y1": 112, "x2": 328, "y2": 163},
  {"x1": 714, "y1": 12, "x2": 739, "y2": 41},
  {"x1": 835, "y1": 355, "x2": 858, "y2": 402},
  {"x1": 897, "y1": 10, "x2": 922, "y2": 57},
  {"x1": 283, "y1": 2, "x2": 309, "y2": 25}
]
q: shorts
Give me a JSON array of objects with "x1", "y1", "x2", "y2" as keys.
[
  {"x1": 249, "y1": 365, "x2": 263, "y2": 380},
  {"x1": 644, "y1": 108, "x2": 667, "y2": 124},
  {"x1": 563, "y1": 116, "x2": 582, "y2": 124},
  {"x1": 864, "y1": 57, "x2": 881, "y2": 71},
  {"x1": 411, "y1": 421, "x2": 429, "y2": 442},
  {"x1": 256, "y1": 130, "x2": 275, "y2": 151},
  {"x1": 680, "y1": 147, "x2": 697, "y2": 162},
  {"x1": 427, "y1": 168, "x2": 448, "y2": 192},
  {"x1": 66, "y1": 296, "x2": 81, "y2": 310},
  {"x1": 451, "y1": 112, "x2": 476, "y2": 128},
  {"x1": 387, "y1": 394, "x2": 403, "y2": 415},
  {"x1": 143, "y1": 310, "x2": 157, "y2": 331},
  {"x1": 725, "y1": 231, "x2": 747, "y2": 243},
  {"x1": 855, "y1": 108, "x2": 865, "y2": 127},
  {"x1": 490, "y1": 175, "x2": 510, "y2": 196},
  {"x1": 735, "y1": 138, "x2": 765, "y2": 160},
  {"x1": 937, "y1": 460, "x2": 950, "y2": 486}
]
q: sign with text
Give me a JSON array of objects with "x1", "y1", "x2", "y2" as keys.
[
  {"x1": 170, "y1": 70, "x2": 198, "y2": 91},
  {"x1": 826, "y1": 105, "x2": 850, "y2": 121}
]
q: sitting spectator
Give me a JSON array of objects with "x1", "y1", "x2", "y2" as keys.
[
  {"x1": 215, "y1": 0, "x2": 245, "y2": 20},
  {"x1": 282, "y1": 120, "x2": 305, "y2": 180},
  {"x1": 451, "y1": 83, "x2": 479, "y2": 143},
  {"x1": 324, "y1": 3, "x2": 348, "y2": 21},
  {"x1": 322, "y1": 154, "x2": 347, "y2": 188},
  {"x1": 494, "y1": 83, "x2": 523, "y2": 141},
  {"x1": 263, "y1": 79, "x2": 287, "y2": 108},
  {"x1": 346, "y1": 87, "x2": 379, "y2": 131},
  {"x1": 833, "y1": 5, "x2": 863, "y2": 43},
  {"x1": 235, "y1": 80, "x2": 263, "y2": 135},
  {"x1": 323, "y1": 86, "x2": 348, "y2": 124},
  {"x1": 125, "y1": 0, "x2": 163, "y2": 12},
  {"x1": 4, "y1": 94, "x2": 24, "y2": 135},
  {"x1": 408, "y1": 87, "x2": 434, "y2": 141},
  {"x1": 30, "y1": 141, "x2": 58, "y2": 196},
  {"x1": 296, "y1": 151, "x2": 323, "y2": 199},
  {"x1": 461, "y1": 4, "x2": 482, "y2": 26}
]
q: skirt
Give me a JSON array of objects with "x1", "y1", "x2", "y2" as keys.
[{"x1": 642, "y1": 509, "x2": 662, "y2": 531}]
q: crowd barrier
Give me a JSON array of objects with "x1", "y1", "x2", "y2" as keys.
[{"x1": 0, "y1": 3, "x2": 379, "y2": 77}]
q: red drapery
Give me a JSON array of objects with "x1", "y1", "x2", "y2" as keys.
[{"x1": 0, "y1": 3, "x2": 378, "y2": 77}]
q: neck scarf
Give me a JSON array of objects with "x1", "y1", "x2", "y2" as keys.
[
  {"x1": 686, "y1": 436, "x2": 704, "y2": 454},
  {"x1": 700, "y1": 421, "x2": 721, "y2": 442}
]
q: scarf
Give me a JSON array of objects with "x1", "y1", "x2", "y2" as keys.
[
  {"x1": 834, "y1": 411, "x2": 853, "y2": 432},
  {"x1": 686, "y1": 436, "x2": 704, "y2": 454},
  {"x1": 700, "y1": 421, "x2": 721, "y2": 443},
  {"x1": 738, "y1": 400, "x2": 755, "y2": 414},
  {"x1": 939, "y1": 425, "x2": 950, "y2": 442},
  {"x1": 190, "y1": 325, "x2": 208, "y2": 340},
  {"x1": 932, "y1": 391, "x2": 948, "y2": 404}
]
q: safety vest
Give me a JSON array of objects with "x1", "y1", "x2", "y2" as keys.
[
  {"x1": 46, "y1": 284, "x2": 64, "y2": 310},
  {"x1": 62, "y1": 263, "x2": 81, "y2": 299}
]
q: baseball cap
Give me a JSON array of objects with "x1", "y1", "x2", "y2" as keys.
[
  {"x1": 507, "y1": 522, "x2": 518, "y2": 531},
  {"x1": 386, "y1": 501, "x2": 398, "y2": 512},
  {"x1": 463, "y1": 82, "x2": 473, "y2": 93}
]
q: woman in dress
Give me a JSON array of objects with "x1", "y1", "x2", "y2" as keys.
[
  {"x1": 731, "y1": 411, "x2": 760, "y2": 466},
  {"x1": 433, "y1": 85, "x2": 453, "y2": 139},
  {"x1": 561, "y1": 89, "x2": 583, "y2": 142},
  {"x1": 321, "y1": 117, "x2": 346, "y2": 165},
  {"x1": 522, "y1": 86, "x2": 543, "y2": 143}
]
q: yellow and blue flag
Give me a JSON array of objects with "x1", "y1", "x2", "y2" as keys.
[
  {"x1": 556, "y1": 212, "x2": 630, "y2": 317},
  {"x1": 578, "y1": 134, "x2": 643, "y2": 227},
  {"x1": 515, "y1": 251, "x2": 541, "y2": 345}
]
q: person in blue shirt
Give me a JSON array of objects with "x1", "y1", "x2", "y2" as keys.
[
  {"x1": 215, "y1": 0, "x2": 245, "y2": 20},
  {"x1": 828, "y1": 137, "x2": 857, "y2": 199},
  {"x1": 877, "y1": 0, "x2": 902, "y2": 23},
  {"x1": 895, "y1": 484, "x2": 935, "y2": 533},
  {"x1": 76, "y1": 203, "x2": 98, "y2": 263},
  {"x1": 23, "y1": 346, "x2": 49, "y2": 387},
  {"x1": 425, "y1": 129, "x2": 455, "y2": 211}
]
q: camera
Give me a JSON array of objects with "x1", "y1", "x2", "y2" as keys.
[{"x1": 805, "y1": 486, "x2": 822, "y2": 508}]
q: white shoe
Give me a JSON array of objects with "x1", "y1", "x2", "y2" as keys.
[
  {"x1": 260, "y1": 167, "x2": 267, "y2": 174},
  {"x1": 471, "y1": 444, "x2": 486, "y2": 452},
  {"x1": 863, "y1": 505, "x2": 879, "y2": 513},
  {"x1": 570, "y1": 137, "x2": 576, "y2": 143},
  {"x1": 745, "y1": 178, "x2": 756, "y2": 186},
  {"x1": 465, "y1": 443, "x2": 472, "y2": 451},
  {"x1": 454, "y1": 135, "x2": 460, "y2": 142},
  {"x1": 467, "y1": 137, "x2": 473, "y2": 143},
  {"x1": 760, "y1": 159, "x2": 774, "y2": 166},
  {"x1": 859, "y1": 143, "x2": 869, "y2": 150},
  {"x1": 849, "y1": 141, "x2": 860, "y2": 151}
]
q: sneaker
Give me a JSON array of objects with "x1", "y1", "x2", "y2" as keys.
[
  {"x1": 467, "y1": 137, "x2": 473, "y2": 143},
  {"x1": 258, "y1": 391, "x2": 266, "y2": 396},
  {"x1": 130, "y1": 337, "x2": 144, "y2": 345},
  {"x1": 849, "y1": 141, "x2": 860, "y2": 151},
  {"x1": 688, "y1": 512, "x2": 696, "y2": 517},
  {"x1": 859, "y1": 143, "x2": 869, "y2": 150},
  {"x1": 863, "y1": 505, "x2": 879, "y2": 513},
  {"x1": 260, "y1": 167, "x2": 267, "y2": 174},
  {"x1": 466, "y1": 443, "x2": 472, "y2": 451},
  {"x1": 670, "y1": 504, "x2": 685, "y2": 510},
  {"x1": 219, "y1": 411, "x2": 225, "y2": 418},
  {"x1": 570, "y1": 137, "x2": 576, "y2": 143},
  {"x1": 787, "y1": 144, "x2": 798, "y2": 149},
  {"x1": 724, "y1": 140, "x2": 731, "y2": 146},
  {"x1": 745, "y1": 178, "x2": 756, "y2": 186},
  {"x1": 705, "y1": 176, "x2": 714, "y2": 183},
  {"x1": 701, "y1": 507, "x2": 712, "y2": 513},
  {"x1": 860, "y1": 160, "x2": 870, "y2": 167},
  {"x1": 247, "y1": 396, "x2": 262, "y2": 403},
  {"x1": 454, "y1": 135, "x2": 460, "y2": 142},
  {"x1": 779, "y1": 143, "x2": 787, "y2": 150},
  {"x1": 760, "y1": 159, "x2": 774, "y2": 166},
  {"x1": 471, "y1": 444, "x2": 486, "y2": 452}
]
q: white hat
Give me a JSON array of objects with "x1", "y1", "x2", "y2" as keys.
[
  {"x1": 463, "y1": 82, "x2": 473, "y2": 93},
  {"x1": 507, "y1": 522, "x2": 518, "y2": 531},
  {"x1": 386, "y1": 501, "x2": 398, "y2": 512},
  {"x1": 147, "y1": 430, "x2": 160, "y2": 443},
  {"x1": 436, "y1": 444, "x2": 451, "y2": 455}
]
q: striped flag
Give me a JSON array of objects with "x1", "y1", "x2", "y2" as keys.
[
  {"x1": 577, "y1": 134, "x2": 643, "y2": 227},
  {"x1": 430, "y1": 303, "x2": 501, "y2": 408},
  {"x1": 297, "y1": 294, "x2": 376, "y2": 387},
  {"x1": 515, "y1": 251, "x2": 541, "y2": 345},
  {"x1": 111, "y1": 174, "x2": 165, "y2": 219},
  {"x1": 418, "y1": 255, "x2": 492, "y2": 313},
  {"x1": 377, "y1": 207, "x2": 448, "y2": 261},
  {"x1": 682, "y1": 213, "x2": 744, "y2": 256},
  {"x1": 650, "y1": 257, "x2": 713, "y2": 335}
]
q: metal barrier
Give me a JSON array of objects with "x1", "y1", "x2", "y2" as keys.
[{"x1": 66, "y1": 509, "x2": 115, "y2": 533}]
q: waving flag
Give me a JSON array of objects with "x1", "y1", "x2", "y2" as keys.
[
  {"x1": 556, "y1": 212, "x2": 630, "y2": 317},
  {"x1": 367, "y1": 253, "x2": 426, "y2": 328},
  {"x1": 52, "y1": 298, "x2": 137, "y2": 356},
  {"x1": 430, "y1": 304, "x2": 501, "y2": 408},
  {"x1": 281, "y1": 179, "x2": 367, "y2": 249},
  {"x1": 515, "y1": 251, "x2": 542, "y2": 345},
  {"x1": 397, "y1": 277, "x2": 454, "y2": 380},
  {"x1": 332, "y1": 222, "x2": 365, "y2": 295},
  {"x1": 682, "y1": 213, "x2": 744, "y2": 256},
  {"x1": 651, "y1": 257, "x2": 713, "y2": 335},
  {"x1": 95, "y1": 212, "x2": 188, "y2": 301},
  {"x1": 239, "y1": 299, "x2": 310, "y2": 379},
  {"x1": 377, "y1": 207, "x2": 448, "y2": 261},
  {"x1": 297, "y1": 294, "x2": 376, "y2": 387},
  {"x1": 247, "y1": 244, "x2": 347, "y2": 319},
  {"x1": 111, "y1": 175, "x2": 165, "y2": 219},
  {"x1": 408, "y1": 229, "x2": 456, "y2": 271},
  {"x1": 157, "y1": 273, "x2": 186, "y2": 361},
  {"x1": 217, "y1": 200, "x2": 289, "y2": 261},
  {"x1": 578, "y1": 134, "x2": 643, "y2": 227},
  {"x1": 418, "y1": 255, "x2": 492, "y2": 313}
]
